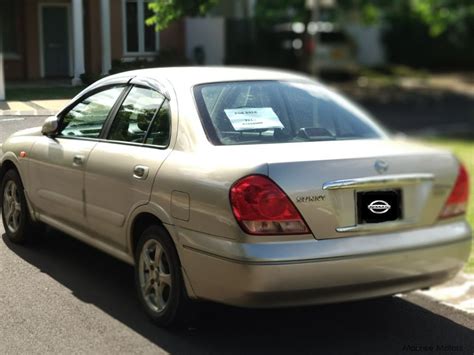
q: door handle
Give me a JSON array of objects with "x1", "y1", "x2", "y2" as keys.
[
  {"x1": 73, "y1": 155, "x2": 84, "y2": 166},
  {"x1": 133, "y1": 165, "x2": 149, "y2": 180}
]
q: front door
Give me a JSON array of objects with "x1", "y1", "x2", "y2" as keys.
[
  {"x1": 28, "y1": 86, "x2": 126, "y2": 230},
  {"x1": 42, "y1": 6, "x2": 70, "y2": 77}
]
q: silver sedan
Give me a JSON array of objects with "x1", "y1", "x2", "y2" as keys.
[{"x1": 0, "y1": 67, "x2": 471, "y2": 327}]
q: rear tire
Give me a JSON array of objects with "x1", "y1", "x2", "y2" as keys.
[
  {"x1": 1, "y1": 169, "x2": 43, "y2": 244},
  {"x1": 134, "y1": 224, "x2": 193, "y2": 328}
]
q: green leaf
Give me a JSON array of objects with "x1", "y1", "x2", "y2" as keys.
[{"x1": 146, "y1": 0, "x2": 219, "y2": 31}]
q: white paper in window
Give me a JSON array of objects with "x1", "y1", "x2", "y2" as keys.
[{"x1": 224, "y1": 107, "x2": 284, "y2": 131}]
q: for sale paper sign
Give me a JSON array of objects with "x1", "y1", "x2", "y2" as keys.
[{"x1": 225, "y1": 107, "x2": 284, "y2": 131}]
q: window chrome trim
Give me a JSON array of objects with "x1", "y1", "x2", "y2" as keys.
[
  {"x1": 322, "y1": 174, "x2": 435, "y2": 191},
  {"x1": 335, "y1": 219, "x2": 417, "y2": 233},
  {"x1": 55, "y1": 136, "x2": 169, "y2": 150},
  {"x1": 102, "y1": 139, "x2": 169, "y2": 150}
]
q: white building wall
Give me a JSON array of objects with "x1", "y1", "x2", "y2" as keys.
[
  {"x1": 345, "y1": 24, "x2": 386, "y2": 67},
  {"x1": 185, "y1": 17, "x2": 226, "y2": 65}
]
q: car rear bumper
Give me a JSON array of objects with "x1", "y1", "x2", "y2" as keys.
[{"x1": 178, "y1": 220, "x2": 472, "y2": 307}]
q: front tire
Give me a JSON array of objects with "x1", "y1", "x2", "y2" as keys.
[
  {"x1": 1, "y1": 169, "x2": 41, "y2": 244},
  {"x1": 134, "y1": 225, "x2": 192, "y2": 328}
]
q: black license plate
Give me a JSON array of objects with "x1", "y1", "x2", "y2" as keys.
[{"x1": 357, "y1": 190, "x2": 402, "y2": 224}]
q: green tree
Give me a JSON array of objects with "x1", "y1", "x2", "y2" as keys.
[
  {"x1": 410, "y1": 0, "x2": 474, "y2": 36},
  {"x1": 254, "y1": 0, "x2": 306, "y2": 24},
  {"x1": 338, "y1": 0, "x2": 474, "y2": 37},
  {"x1": 146, "y1": 0, "x2": 219, "y2": 31}
]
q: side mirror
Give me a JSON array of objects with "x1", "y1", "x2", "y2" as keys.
[{"x1": 41, "y1": 116, "x2": 59, "y2": 136}]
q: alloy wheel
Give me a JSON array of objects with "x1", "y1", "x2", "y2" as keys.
[
  {"x1": 3, "y1": 180, "x2": 22, "y2": 234},
  {"x1": 138, "y1": 239, "x2": 173, "y2": 313}
]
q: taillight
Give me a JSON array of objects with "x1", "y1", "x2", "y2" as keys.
[
  {"x1": 230, "y1": 175, "x2": 310, "y2": 235},
  {"x1": 439, "y1": 163, "x2": 469, "y2": 219}
]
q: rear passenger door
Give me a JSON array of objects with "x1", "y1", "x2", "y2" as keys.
[{"x1": 84, "y1": 85, "x2": 173, "y2": 249}]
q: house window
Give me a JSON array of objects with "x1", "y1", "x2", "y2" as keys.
[
  {"x1": 123, "y1": 0, "x2": 159, "y2": 55},
  {"x1": 0, "y1": 0, "x2": 19, "y2": 56}
]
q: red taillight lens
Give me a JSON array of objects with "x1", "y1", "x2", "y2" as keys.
[
  {"x1": 439, "y1": 163, "x2": 469, "y2": 219},
  {"x1": 230, "y1": 175, "x2": 310, "y2": 235}
]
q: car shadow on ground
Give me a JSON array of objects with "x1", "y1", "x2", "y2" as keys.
[{"x1": 3, "y1": 229, "x2": 474, "y2": 354}]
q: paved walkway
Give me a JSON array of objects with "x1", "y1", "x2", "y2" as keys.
[
  {"x1": 0, "y1": 99, "x2": 69, "y2": 116},
  {"x1": 420, "y1": 272, "x2": 474, "y2": 314}
]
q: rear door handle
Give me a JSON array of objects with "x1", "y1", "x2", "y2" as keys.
[
  {"x1": 133, "y1": 165, "x2": 149, "y2": 180},
  {"x1": 73, "y1": 155, "x2": 85, "y2": 166}
]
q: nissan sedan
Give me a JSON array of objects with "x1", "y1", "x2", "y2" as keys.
[{"x1": 0, "y1": 67, "x2": 471, "y2": 327}]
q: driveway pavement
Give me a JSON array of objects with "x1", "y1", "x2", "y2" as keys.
[
  {"x1": 0, "y1": 99, "x2": 69, "y2": 116},
  {"x1": 0, "y1": 220, "x2": 473, "y2": 354},
  {"x1": 0, "y1": 116, "x2": 46, "y2": 143},
  {"x1": 421, "y1": 273, "x2": 474, "y2": 314}
]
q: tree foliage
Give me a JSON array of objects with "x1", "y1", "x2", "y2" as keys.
[
  {"x1": 410, "y1": 0, "x2": 474, "y2": 36},
  {"x1": 145, "y1": 0, "x2": 474, "y2": 39},
  {"x1": 338, "y1": 0, "x2": 474, "y2": 37},
  {"x1": 146, "y1": 0, "x2": 219, "y2": 31},
  {"x1": 254, "y1": 0, "x2": 306, "y2": 24}
]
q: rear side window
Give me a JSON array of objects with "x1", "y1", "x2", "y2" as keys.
[
  {"x1": 59, "y1": 86, "x2": 124, "y2": 138},
  {"x1": 145, "y1": 100, "x2": 171, "y2": 147},
  {"x1": 108, "y1": 86, "x2": 165, "y2": 143},
  {"x1": 194, "y1": 81, "x2": 384, "y2": 146}
]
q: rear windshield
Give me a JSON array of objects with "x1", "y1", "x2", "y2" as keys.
[{"x1": 194, "y1": 81, "x2": 384, "y2": 146}]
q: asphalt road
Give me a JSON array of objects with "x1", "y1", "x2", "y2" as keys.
[
  {"x1": 0, "y1": 116, "x2": 473, "y2": 354},
  {"x1": 0, "y1": 116, "x2": 46, "y2": 143}
]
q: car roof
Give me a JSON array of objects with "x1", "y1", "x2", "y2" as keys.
[
  {"x1": 101, "y1": 66, "x2": 314, "y2": 88},
  {"x1": 67, "y1": 67, "x2": 318, "y2": 115}
]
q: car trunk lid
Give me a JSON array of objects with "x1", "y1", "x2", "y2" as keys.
[{"x1": 259, "y1": 139, "x2": 458, "y2": 239}]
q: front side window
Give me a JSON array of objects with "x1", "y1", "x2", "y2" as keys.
[
  {"x1": 108, "y1": 86, "x2": 165, "y2": 143},
  {"x1": 194, "y1": 81, "x2": 385, "y2": 145},
  {"x1": 59, "y1": 86, "x2": 125, "y2": 138},
  {"x1": 124, "y1": 0, "x2": 158, "y2": 54}
]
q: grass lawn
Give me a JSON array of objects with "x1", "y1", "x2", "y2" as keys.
[
  {"x1": 423, "y1": 138, "x2": 474, "y2": 273},
  {"x1": 5, "y1": 86, "x2": 85, "y2": 101}
]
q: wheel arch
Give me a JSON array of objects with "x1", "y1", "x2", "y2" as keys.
[
  {"x1": 129, "y1": 210, "x2": 198, "y2": 300},
  {"x1": 0, "y1": 159, "x2": 22, "y2": 205},
  {"x1": 130, "y1": 213, "x2": 165, "y2": 256},
  {"x1": 1, "y1": 156, "x2": 38, "y2": 222},
  {"x1": 0, "y1": 159, "x2": 19, "y2": 180},
  {"x1": 126, "y1": 201, "x2": 175, "y2": 256}
]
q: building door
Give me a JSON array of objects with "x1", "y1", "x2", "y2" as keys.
[{"x1": 41, "y1": 6, "x2": 70, "y2": 77}]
